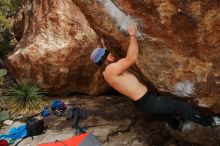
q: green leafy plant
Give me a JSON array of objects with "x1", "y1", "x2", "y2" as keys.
[
  {"x1": 0, "y1": 0, "x2": 23, "y2": 18},
  {"x1": 0, "y1": 0, "x2": 23, "y2": 58},
  {"x1": 3, "y1": 80, "x2": 47, "y2": 117},
  {"x1": 0, "y1": 69, "x2": 7, "y2": 110},
  {"x1": 0, "y1": 69, "x2": 7, "y2": 77}
]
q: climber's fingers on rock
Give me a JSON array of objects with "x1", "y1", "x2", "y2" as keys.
[{"x1": 128, "y1": 22, "x2": 137, "y2": 35}]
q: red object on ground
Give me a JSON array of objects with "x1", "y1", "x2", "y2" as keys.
[
  {"x1": 38, "y1": 132, "x2": 101, "y2": 146},
  {"x1": 0, "y1": 139, "x2": 9, "y2": 146}
]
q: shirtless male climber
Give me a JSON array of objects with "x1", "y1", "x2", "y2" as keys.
[{"x1": 90, "y1": 22, "x2": 220, "y2": 130}]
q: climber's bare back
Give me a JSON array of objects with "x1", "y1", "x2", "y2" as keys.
[{"x1": 103, "y1": 63, "x2": 148, "y2": 101}]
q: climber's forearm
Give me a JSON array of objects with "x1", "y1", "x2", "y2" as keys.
[{"x1": 126, "y1": 35, "x2": 138, "y2": 63}]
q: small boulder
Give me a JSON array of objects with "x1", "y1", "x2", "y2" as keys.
[{"x1": 3, "y1": 120, "x2": 13, "y2": 126}]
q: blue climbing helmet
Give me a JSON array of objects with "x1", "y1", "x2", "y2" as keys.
[{"x1": 90, "y1": 48, "x2": 110, "y2": 66}]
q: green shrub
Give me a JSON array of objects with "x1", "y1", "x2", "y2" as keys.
[
  {"x1": 0, "y1": 69, "x2": 7, "y2": 82},
  {"x1": 0, "y1": 69, "x2": 7, "y2": 110},
  {"x1": 0, "y1": 0, "x2": 22, "y2": 17},
  {"x1": 3, "y1": 80, "x2": 47, "y2": 117},
  {"x1": 0, "y1": 0, "x2": 23, "y2": 58}
]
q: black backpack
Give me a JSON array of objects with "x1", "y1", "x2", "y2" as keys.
[
  {"x1": 26, "y1": 118, "x2": 44, "y2": 137},
  {"x1": 15, "y1": 118, "x2": 45, "y2": 146},
  {"x1": 66, "y1": 107, "x2": 87, "y2": 134}
]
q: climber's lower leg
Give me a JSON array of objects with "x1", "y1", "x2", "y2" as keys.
[{"x1": 133, "y1": 92, "x2": 213, "y2": 127}]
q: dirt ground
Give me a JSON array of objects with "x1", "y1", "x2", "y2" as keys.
[{"x1": 0, "y1": 94, "x2": 199, "y2": 146}]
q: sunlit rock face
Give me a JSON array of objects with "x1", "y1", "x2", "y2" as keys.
[
  {"x1": 8, "y1": 0, "x2": 220, "y2": 112},
  {"x1": 7, "y1": 0, "x2": 110, "y2": 95}
]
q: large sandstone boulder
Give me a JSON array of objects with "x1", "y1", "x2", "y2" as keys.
[
  {"x1": 7, "y1": 0, "x2": 110, "y2": 95},
  {"x1": 7, "y1": 0, "x2": 220, "y2": 113}
]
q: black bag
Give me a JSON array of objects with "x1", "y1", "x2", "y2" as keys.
[
  {"x1": 66, "y1": 107, "x2": 87, "y2": 120},
  {"x1": 26, "y1": 118, "x2": 44, "y2": 137},
  {"x1": 66, "y1": 107, "x2": 87, "y2": 134},
  {"x1": 15, "y1": 118, "x2": 44, "y2": 146}
]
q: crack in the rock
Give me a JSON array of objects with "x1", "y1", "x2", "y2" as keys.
[
  {"x1": 105, "y1": 99, "x2": 130, "y2": 106},
  {"x1": 85, "y1": 99, "x2": 130, "y2": 108},
  {"x1": 111, "y1": 0, "x2": 127, "y2": 15}
]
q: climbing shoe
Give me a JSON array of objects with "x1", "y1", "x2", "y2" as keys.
[
  {"x1": 212, "y1": 117, "x2": 220, "y2": 126},
  {"x1": 54, "y1": 110, "x2": 65, "y2": 117}
]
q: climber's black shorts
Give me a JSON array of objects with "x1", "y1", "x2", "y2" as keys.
[
  {"x1": 133, "y1": 92, "x2": 175, "y2": 113},
  {"x1": 132, "y1": 92, "x2": 213, "y2": 127}
]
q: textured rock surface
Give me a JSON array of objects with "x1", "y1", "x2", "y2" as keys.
[
  {"x1": 7, "y1": 0, "x2": 220, "y2": 113},
  {"x1": 74, "y1": 0, "x2": 220, "y2": 113},
  {"x1": 168, "y1": 122, "x2": 220, "y2": 146},
  {"x1": 7, "y1": 0, "x2": 110, "y2": 95}
]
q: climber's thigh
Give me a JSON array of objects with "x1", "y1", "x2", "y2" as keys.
[{"x1": 146, "y1": 93, "x2": 174, "y2": 114}]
